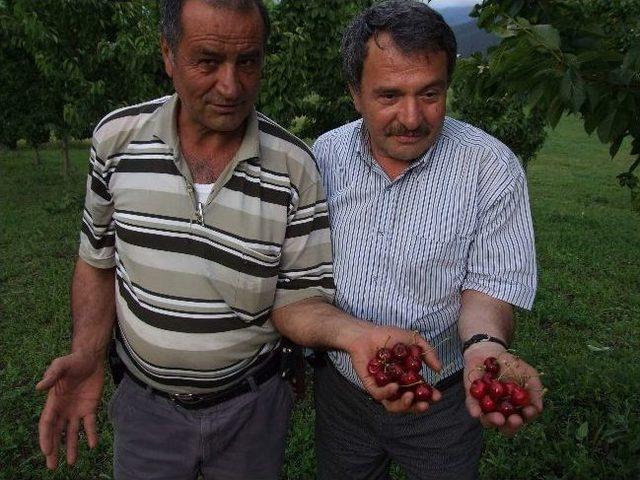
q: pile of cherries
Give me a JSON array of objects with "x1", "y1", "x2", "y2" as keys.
[
  {"x1": 367, "y1": 341, "x2": 434, "y2": 402},
  {"x1": 470, "y1": 356, "x2": 531, "y2": 417}
]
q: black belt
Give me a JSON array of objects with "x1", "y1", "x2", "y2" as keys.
[{"x1": 125, "y1": 352, "x2": 281, "y2": 410}]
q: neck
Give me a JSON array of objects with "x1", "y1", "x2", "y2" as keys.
[
  {"x1": 177, "y1": 108, "x2": 247, "y2": 184},
  {"x1": 373, "y1": 154, "x2": 412, "y2": 181}
]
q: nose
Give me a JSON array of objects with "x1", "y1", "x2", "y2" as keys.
[
  {"x1": 216, "y1": 63, "x2": 241, "y2": 100},
  {"x1": 397, "y1": 97, "x2": 422, "y2": 131}
]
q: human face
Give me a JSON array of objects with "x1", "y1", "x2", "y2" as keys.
[
  {"x1": 350, "y1": 33, "x2": 448, "y2": 164},
  {"x1": 162, "y1": 0, "x2": 264, "y2": 137}
]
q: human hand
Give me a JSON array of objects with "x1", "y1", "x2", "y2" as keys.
[
  {"x1": 463, "y1": 343, "x2": 544, "y2": 436},
  {"x1": 346, "y1": 324, "x2": 443, "y2": 414},
  {"x1": 36, "y1": 350, "x2": 105, "y2": 469}
]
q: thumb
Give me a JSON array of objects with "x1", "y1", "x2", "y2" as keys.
[{"x1": 35, "y1": 358, "x2": 67, "y2": 392}]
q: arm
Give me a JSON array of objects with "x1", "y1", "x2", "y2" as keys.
[
  {"x1": 272, "y1": 297, "x2": 443, "y2": 413},
  {"x1": 36, "y1": 258, "x2": 116, "y2": 469},
  {"x1": 459, "y1": 289, "x2": 543, "y2": 436}
]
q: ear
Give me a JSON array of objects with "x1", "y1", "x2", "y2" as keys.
[
  {"x1": 161, "y1": 37, "x2": 174, "y2": 79},
  {"x1": 348, "y1": 85, "x2": 362, "y2": 114}
]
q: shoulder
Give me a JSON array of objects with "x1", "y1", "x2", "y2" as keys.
[
  {"x1": 255, "y1": 112, "x2": 320, "y2": 190},
  {"x1": 313, "y1": 119, "x2": 361, "y2": 154},
  {"x1": 440, "y1": 117, "x2": 524, "y2": 182},
  {"x1": 92, "y1": 96, "x2": 172, "y2": 152}
]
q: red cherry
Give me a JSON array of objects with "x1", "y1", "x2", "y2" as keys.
[
  {"x1": 391, "y1": 342, "x2": 409, "y2": 361},
  {"x1": 374, "y1": 370, "x2": 391, "y2": 387},
  {"x1": 503, "y1": 381, "x2": 519, "y2": 397},
  {"x1": 470, "y1": 379, "x2": 487, "y2": 399},
  {"x1": 499, "y1": 400, "x2": 516, "y2": 417},
  {"x1": 399, "y1": 370, "x2": 420, "y2": 386},
  {"x1": 367, "y1": 358, "x2": 383, "y2": 375},
  {"x1": 414, "y1": 383, "x2": 433, "y2": 402},
  {"x1": 403, "y1": 355, "x2": 422, "y2": 373},
  {"x1": 376, "y1": 347, "x2": 392, "y2": 363},
  {"x1": 408, "y1": 344, "x2": 423, "y2": 358},
  {"x1": 511, "y1": 387, "x2": 530, "y2": 407},
  {"x1": 386, "y1": 362, "x2": 404, "y2": 381},
  {"x1": 483, "y1": 357, "x2": 500, "y2": 376},
  {"x1": 488, "y1": 380, "x2": 506, "y2": 400},
  {"x1": 479, "y1": 395, "x2": 497, "y2": 413},
  {"x1": 481, "y1": 372, "x2": 495, "y2": 384}
]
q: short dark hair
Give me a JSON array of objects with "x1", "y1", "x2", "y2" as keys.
[
  {"x1": 341, "y1": 0, "x2": 457, "y2": 90},
  {"x1": 160, "y1": 0, "x2": 271, "y2": 52}
]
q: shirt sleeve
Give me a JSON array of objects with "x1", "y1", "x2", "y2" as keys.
[
  {"x1": 273, "y1": 173, "x2": 335, "y2": 310},
  {"x1": 462, "y1": 158, "x2": 537, "y2": 309},
  {"x1": 78, "y1": 138, "x2": 116, "y2": 269}
]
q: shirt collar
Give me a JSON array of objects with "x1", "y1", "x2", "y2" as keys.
[{"x1": 149, "y1": 93, "x2": 260, "y2": 179}]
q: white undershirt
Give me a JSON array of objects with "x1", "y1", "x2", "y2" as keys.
[{"x1": 193, "y1": 183, "x2": 214, "y2": 204}]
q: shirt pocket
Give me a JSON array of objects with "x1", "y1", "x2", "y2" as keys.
[
  {"x1": 399, "y1": 220, "x2": 472, "y2": 305},
  {"x1": 232, "y1": 242, "x2": 282, "y2": 317}
]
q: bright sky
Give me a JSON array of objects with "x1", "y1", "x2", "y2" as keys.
[{"x1": 427, "y1": 0, "x2": 478, "y2": 8}]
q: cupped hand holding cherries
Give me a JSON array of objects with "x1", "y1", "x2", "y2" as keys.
[
  {"x1": 367, "y1": 339, "x2": 441, "y2": 406},
  {"x1": 464, "y1": 347, "x2": 545, "y2": 436}
]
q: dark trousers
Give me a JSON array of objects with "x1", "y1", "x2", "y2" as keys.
[
  {"x1": 108, "y1": 373, "x2": 294, "y2": 480},
  {"x1": 314, "y1": 363, "x2": 482, "y2": 480}
]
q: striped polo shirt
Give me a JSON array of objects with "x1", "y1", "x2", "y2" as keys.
[
  {"x1": 80, "y1": 94, "x2": 334, "y2": 394},
  {"x1": 313, "y1": 117, "x2": 537, "y2": 388}
]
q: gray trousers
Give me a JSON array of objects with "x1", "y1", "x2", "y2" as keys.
[
  {"x1": 108, "y1": 373, "x2": 294, "y2": 480},
  {"x1": 314, "y1": 363, "x2": 483, "y2": 480}
]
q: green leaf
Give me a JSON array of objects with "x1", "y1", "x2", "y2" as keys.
[
  {"x1": 576, "y1": 421, "x2": 589, "y2": 441},
  {"x1": 609, "y1": 136, "x2": 624, "y2": 159},
  {"x1": 531, "y1": 24, "x2": 561, "y2": 50},
  {"x1": 597, "y1": 110, "x2": 616, "y2": 143}
]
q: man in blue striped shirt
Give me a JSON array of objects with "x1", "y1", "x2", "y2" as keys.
[{"x1": 309, "y1": 1, "x2": 544, "y2": 478}]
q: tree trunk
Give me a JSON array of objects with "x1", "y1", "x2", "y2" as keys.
[
  {"x1": 62, "y1": 135, "x2": 70, "y2": 177},
  {"x1": 34, "y1": 145, "x2": 41, "y2": 166}
]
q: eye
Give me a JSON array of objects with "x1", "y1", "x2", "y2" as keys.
[
  {"x1": 198, "y1": 58, "x2": 220, "y2": 70},
  {"x1": 378, "y1": 92, "x2": 398, "y2": 104},
  {"x1": 422, "y1": 90, "x2": 442, "y2": 101}
]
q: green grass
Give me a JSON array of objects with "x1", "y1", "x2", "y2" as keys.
[{"x1": 1, "y1": 115, "x2": 639, "y2": 479}]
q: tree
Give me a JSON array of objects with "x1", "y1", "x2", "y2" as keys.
[
  {"x1": 468, "y1": 0, "x2": 640, "y2": 206},
  {"x1": 260, "y1": 0, "x2": 373, "y2": 140},
  {"x1": 451, "y1": 55, "x2": 547, "y2": 171},
  {"x1": 4, "y1": 0, "x2": 167, "y2": 175}
]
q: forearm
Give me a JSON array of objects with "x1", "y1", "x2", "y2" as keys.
[
  {"x1": 271, "y1": 297, "x2": 370, "y2": 352},
  {"x1": 458, "y1": 289, "x2": 514, "y2": 347},
  {"x1": 70, "y1": 257, "x2": 116, "y2": 356}
]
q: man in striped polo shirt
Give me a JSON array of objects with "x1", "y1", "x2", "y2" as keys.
[{"x1": 295, "y1": 2, "x2": 545, "y2": 479}]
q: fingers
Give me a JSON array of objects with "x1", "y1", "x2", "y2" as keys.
[
  {"x1": 38, "y1": 400, "x2": 56, "y2": 457},
  {"x1": 65, "y1": 417, "x2": 81, "y2": 465},
  {"x1": 83, "y1": 414, "x2": 99, "y2": 449},
  {"x1": 421, "y1": 341, "x2": 442, "y2": 373}
]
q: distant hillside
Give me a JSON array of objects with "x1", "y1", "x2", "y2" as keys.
[
  {"x1": 438, "y1": 5, "x2": 500, "y2": 56},
  {"x1": 438, "y1": 6, "x2": 474, "y2": 26},
  {"x1": 453, "y1": 20, "x2": 500, "y2": 56}
]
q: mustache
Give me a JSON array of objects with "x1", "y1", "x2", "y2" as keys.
[{"x1": 385, "y1": 123, "x2": 429, "y2": 137}]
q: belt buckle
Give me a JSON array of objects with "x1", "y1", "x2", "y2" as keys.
[{"x1": 170, "y1": 392, "x2": 204, "y2": 406}]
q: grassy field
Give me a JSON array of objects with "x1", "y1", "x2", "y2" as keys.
[{"x1": 1, "y1": 116, "x2": 639, "y2": 479}]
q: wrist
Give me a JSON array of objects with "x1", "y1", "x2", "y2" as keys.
[{"x1": 462, "y1": 333, "x2": 508, "y2": 355}]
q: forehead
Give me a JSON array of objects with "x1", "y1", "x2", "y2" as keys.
[
  {"x1": 179, "y1": 0, "x2": 264, "y2": 52},
  {"x1": 361, "y1": 33, "x2": 448, "y2": 88}
]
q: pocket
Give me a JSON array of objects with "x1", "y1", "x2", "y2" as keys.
[
  {"x1": 107, "y1": 381, "x2": 126, "y2": 423},
  {"x1": 233, "y1": 244, "x2": 282, "y2": 315},
  {"x1": 399, "y1": 232, "x2": 471, "y2": 304}
]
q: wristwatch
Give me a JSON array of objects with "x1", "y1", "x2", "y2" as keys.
[{"x1": 462, "y1": 333, "x2": 508, "y2": 354}]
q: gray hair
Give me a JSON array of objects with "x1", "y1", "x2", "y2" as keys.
[
  {"x1": 160, "y1": 0, "x2": 271, "y2": 52},
  {"x1": 341, "y1": 0, "x2": 457, "y2": 90}
]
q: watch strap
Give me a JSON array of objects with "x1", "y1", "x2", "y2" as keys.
[{"x1": 462, "y1": 333, "x2": 508, "y2": 353}]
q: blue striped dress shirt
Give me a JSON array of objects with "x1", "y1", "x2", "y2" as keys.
[{"x1": 312, "y1": 117, "x2": 537, "y2": 388}]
